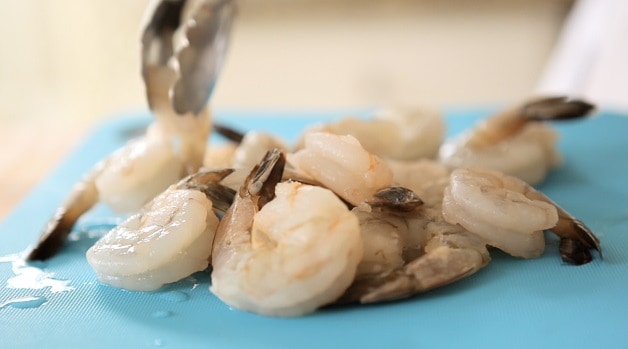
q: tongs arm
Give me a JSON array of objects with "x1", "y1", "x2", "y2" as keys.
[{"x1": 141, "y1": 0, "x2": 236, "y2": 116}]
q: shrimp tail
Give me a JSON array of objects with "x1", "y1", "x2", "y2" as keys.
[
  {"x1": 209, "y1": 149, "x2": 285, "y2": 282},
  {"x1": 242, "y1": 148, "x2": 286, "y2": 208},
  {"x1": 522, "y1": 96, "x2": 595, "y2": 121},
  {"x1": 27, "y1": 177, "x2": 100, "y2": 261},
  {"x1": 366, "y1": 186, "x2": 423, "y2": 212},
  {"x1": 553, "y1": 215, "x2": 602, "y2": 265},
  {"x1": 463, "y1": 96, "x2": 593, "y2": 149},
  {"x1": 177, "y1": 168, "x2": 237, "y2": 215},
  {"x1": 525, "y1": 187, "x2": 602, "y2": 265},
  {"x1": 213, "y1": 123, "x2": 245, "y2": 143}
]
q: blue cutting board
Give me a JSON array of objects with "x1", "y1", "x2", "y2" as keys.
[{"x1": 1, "y1": 109, "x2": 627, "y2": 348}]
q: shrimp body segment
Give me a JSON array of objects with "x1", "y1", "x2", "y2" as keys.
[
  {"x1": 289, "y1": 132, "x2": 394, "y2": 206},
  {"x1": 442, "y1": 167, "x2": 558, "y2": 258},
  {"x1": 442, "y1": 167, "x2": 600, "y2": 261},
  {"x1": 299, "y1": 108, "x2": 445, "y2": 161},
  {"x1": 27, "y1": 114, "x2": 210, "y2": 261},
  {"x1": 343, "y1": 231, "x2": 490, "y2": 304},
  {"x1": 95, "y1": 125, "x2": 185, "y2": 213},
  {"x1": 439, "y1": 123, "x2": 560, "y2": 186},
  {"x1": 211, "y1": 150, "x2": 363, "y2": 317},
  {"x1": 439, "y1": 97, "x2": 594, "y2": 185},
  {"x1": 86, "y1": 170, "x2": 234, "y2": 291},
  {"x1": 87, "y1": 189, "x2": 217, "y2": 291}
]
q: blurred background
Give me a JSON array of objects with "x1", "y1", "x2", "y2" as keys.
[
  {"x1": 1, "y1": 0, "x2": 577, "y2": 126},
  {"x1": 0, "y1": 0, "x2": 626, "y2": 217}
]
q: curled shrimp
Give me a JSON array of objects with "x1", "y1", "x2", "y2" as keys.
[
  {"x1": 27, "y1": 120, "x2": 204, "y2": 261},
  {"x1": 210, "y1": 149, "x2": 363, "y2": 317},
  {"x1": 351, "y1": 188, "x2": 427, "y2": 279},
  {"x1": 439, "y1": 96, "x2": 594, "y2": 185},
  {"x1": 341, "y1": 230, "x2": 490, "y2": 304},
  {"x1": 288, "y1": 132, "x2": 394, "y2": 206},
  {"x1": 339, "y1": 166, "x2": 600, "y2": 304},
  {"x1": 339, "y1": 183, "x2": 490, "y2": 304},
  {"x1": 217, "y1": 129, "x2": 289, "y2": 192},
  {"x1": 298, "y1": 107, "x2": 445, "y2": 161},
  {"x1": 206, "y1": 123, "x2": 289, "y2": 172},
  {"x1": 385, "y1": 158, "x2": 451, "y2": 197},
  {"x1": 442, "y1": 167, "x2": 601, "y2": 263},
  {"x1": 86, "y1": 169, "x2": 235, "y2": 292}
]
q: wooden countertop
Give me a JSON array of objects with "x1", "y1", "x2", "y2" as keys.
[{"x1": 0, "y1": 122, "x2": 88, "y2": 220}]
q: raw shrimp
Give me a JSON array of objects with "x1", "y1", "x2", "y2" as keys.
[
  {"x1": 27, "y1": 118, "x2": 203, "y2": 261},
  {"x1": 203, "y1": 142, "x2": 238, "y2": 169},
  {"x1": 442, "y1": 167, "x2": 601, "y2": 263},
  {"x1": 351, "y1": 192, "x2": 428, "y2": 279},
  {"x1": 339, "y1": 166, "x2": 601, "y2": 304},
  {"x1": 341, "y1": 230, "x2": 490, "y2": 304},
  {"x1": 386, "y1": 158, "x2": 451, "y2": 197},
  {"x1": 351, "y1": 208, "x2": 409, "y2": 277},
  {"x1": 96, "y1": 117, "x2": 210, "y2": 213},
  {"x1": 298, "y1": 107, "x2": 445, "y2": 160},
  {"x1": 27, "y1": 0, "x2": 236, "y2": 261},
  {"x1": 288, "y1": 132, "x2": 394, "y2": 206},
  {"x1": 208, "y1": 123, "x2": 319, "y2": 190},
  {"x1": 224, "y1": 131, "x2": 289, "y2": 191},
  {"x1": 210, "y1": 149, "x2": 363, "y2": 317},
  {"x1": 86, "y1": 169, "x2": 235, "y2": 291},
  {"x1": 232, "y1": 131, "x2": 289, "y2": 169},
  {"x1": 439, "y1": 96, "x2": 594, "y2": 185},
  {"x1": 339, "y1": 185, "x2": 490, "y2": 304}
]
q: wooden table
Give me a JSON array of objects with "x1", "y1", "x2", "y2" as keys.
[{"x1": 0, "y1": 122, "x2": 88, "y2": 220}]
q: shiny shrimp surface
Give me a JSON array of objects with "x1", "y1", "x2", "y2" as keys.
[
  {"x1": 442, "y1": 167, "x2": 600, "y2": 262},
  {"x1": 439, "y1": 97, "x2": 594, "y2": 185},
  {"x1": 442, "y1": 167, "x2": 558, "y2": 258},
  {"x1": 86, "y1": 170, "x2": 234, "y2": 291},
  {"x1": 289, "y1": 132, "x2": 394, "y2": 206},
  {"x1": 211, "y1": 151, "x2": 363, "y2": 317},
  {"x1": 299, "y1": 107, "x2": 445, "y2": 161}
]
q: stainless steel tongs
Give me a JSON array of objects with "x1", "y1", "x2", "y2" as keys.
[{"x1": 140, "y1": 0, "x2": 236, "y2": 116}]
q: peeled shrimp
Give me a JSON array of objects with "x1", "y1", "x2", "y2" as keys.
[
  {"x1": 339, "y1": 183, "x2": 490, "y2": 304},
  {"x1": 340, "y1": 165, "x2": 601, "y2": 304},
  {"x1": 204, "y1": 128, "x2": 289, "y2": 171},
  {"x1": 86, "y1": 169, "x2": 234, "y2": 291},
  {"x1": 439, "y1": 96, "x2": 594, "y2": 185},
  {"x1": 351, "y1": 199, "x2": 428, "y2": 278},
  {"x1": 352, "y1": 208, "x2": 408, "y2": 277},
  {"x1": 222, "y1": 131, "x2": 289, "y2": 191},
  {"x1": 232, "y1": 131, "x2": 288, "y2": 169},
  {"x1": 386, "y1": 159, "x2": 451, "y2": 196},
  {"x1": 203, "y1": 142, "x2": 238, "y2": 169},
  {"x1": 442, "y1": 167, "x2": 601, "y2": 262},
  {"x1": 342, "y1": 230, "x2": 490, "y2": 304},
  {"x1": 298, "y1": 107, "x2": 445, "y2": 161},
  {"x1": 442, "y1": 167, "x2": 557, "y2": 258},
  {"x1": 288, "y1": 132, "x2": 394, "y2": 206},
  {"x1": 210, "y1": 150, "x2": 363, "y2": 317},
  {"x1": 27, "y1": 107, "x2": 211, "y2": 262},
  {"x1": 96, "y1": 117, "x2": 210, "y2": 213}
]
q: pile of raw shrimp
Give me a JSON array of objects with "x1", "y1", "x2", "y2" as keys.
[{"x1": 30, "y1": 98, "x2": 600, "y2": 317}]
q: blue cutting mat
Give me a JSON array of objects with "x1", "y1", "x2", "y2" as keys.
[{"x1": 1, "y1": 109, "x2": 627, "y2": 348}]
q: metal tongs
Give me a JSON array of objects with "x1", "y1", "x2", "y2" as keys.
[
  {"x1": 26, "y1": 0, "x2": 236, "y2": 262},
  {"x1": 141, "y1": 0, "x2": 236, "y2": 116}
]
